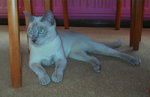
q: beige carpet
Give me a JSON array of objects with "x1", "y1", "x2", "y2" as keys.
[{"x1": 0, "y1": 25, "x2": 150, "y2": 97}]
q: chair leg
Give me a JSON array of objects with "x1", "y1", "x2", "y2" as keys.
[
  {"x1": 130, "y1": 0, "x2": 144, "y2": 50},
  {"x1": 133, "y1": 1, "x2": 140, "y2": 50},
  {"x1": 62, "y1": 0, "x2": 69, "y2": 29},
  {"x1": 44, "y1": 0, "x2": 53, "y2": 11},
  {"x1": 7, "y1": 0, "x2": 21, "y2": 88},
  {"x1": 130, "y1": 0, "x2": 134, "y2": 47},
  {"x1": 23, "y1": 0, "x2": 32, "y2": 53},
  {"x1": 149, "y1": 87, "x2": 150, "y2": 96},
  {"x1": 139, "y1": 0, "x2": 145, "y2": 42},
  {"x1": 115, "y1": 0, "x2": 122, "y2": 30},
  {"x1": 23, "y1": 0, "x2": 32, "y2": 28}
]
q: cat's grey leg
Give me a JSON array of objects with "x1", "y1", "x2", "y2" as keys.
[
  {"x1": 69, "y1": 51, "x2": 101, "y2": 72},
  {"x1": 51, "y1": 58, "x2": 67, "y2": 83},
  {"x1": 88, "y1": 41, "x2": 141, "y2": 66},
  {"x1": 29, "y1": 63, "x2": 50, "y2": 85},
  {"x1": 102, "y1": 40, "x2": 122, "y2": 49}
]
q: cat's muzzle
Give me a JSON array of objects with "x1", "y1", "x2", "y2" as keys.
[{"x1": 32, "y1": 39, "x2": 37, "y2": 43}]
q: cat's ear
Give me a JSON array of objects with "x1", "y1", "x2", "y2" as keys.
[
  {"x1": 41, "y1": 10, "x2": 55, "y2": 25},
  {"x1": 23, "y1": 11, "x2": 34, "y2": 24}
]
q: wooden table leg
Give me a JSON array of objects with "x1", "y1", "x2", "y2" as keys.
[
  {"x1": 62, "y1": 0, "x2": 69, "y2": 29},
  {"x1": 44, "y1": 0, "x2": 53, "y2": 11},
  {"x1": 115, "y1": 0, "x2": 122, "y2": 30},
  {"x1": 7, "y1": 0, "x2": 21, "y2": 88},
  {"x1": 130, "y1": 0, "x2": 144, "y2": 50}
]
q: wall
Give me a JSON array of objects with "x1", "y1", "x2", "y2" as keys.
[{"x1": 0, "y1": 0, "x2": 150, "y2": 20}]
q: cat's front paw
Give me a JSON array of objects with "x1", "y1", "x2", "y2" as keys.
[
  {"x1": 51, "y1": 72, "x2": 63, "y2": 83},
  {"x1": 94, "y1": 65, "x2": 101, "y2": 72},
  {"x1": 38, "y1": 74, "x2": 51, "y2": 85},
  {"x1": 129, "y1": 57, "x2": 141, "y2": 66}
]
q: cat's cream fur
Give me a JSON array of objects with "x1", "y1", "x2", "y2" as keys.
[{"x1": 24, "y1": 10, "x2": 141, "y2": 85}]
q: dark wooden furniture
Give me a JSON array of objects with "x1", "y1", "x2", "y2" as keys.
[
  {"x1": 115, "y1": 0, "x2": 122, "y2": 30},
  {"x1": 130, "y1": 0, "x2": 145, "y2": 50}
]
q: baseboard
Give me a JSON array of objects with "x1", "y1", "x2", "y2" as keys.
[{"x1": 0, "y1": 18, "x2": 150, "y2": 28}]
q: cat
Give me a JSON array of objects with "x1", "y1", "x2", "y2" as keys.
[{"x1": 24, "y1": 10, "x2": 141, "y2": 85}]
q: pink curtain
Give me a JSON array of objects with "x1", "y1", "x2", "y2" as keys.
[{"x1": 0, "y1": 0, "x2": 150, "y2": 20}]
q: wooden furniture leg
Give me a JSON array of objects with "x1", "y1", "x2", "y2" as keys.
[
  {"x1": 139, "y1": 0, "x2": 145, "y2": 42},
  {"x1": 149, "y1": 87, "x2": 150, "y2": 97},
  {"x1": 7, "y1": 0, "x2": 21, "y2": 88},
  {"x1": 132, "y1": 0, "x2": 141, "y2": 50},
  {"x1": 130, "y1": 0, "x2": 145, "y2": 50},
  {"x1": 62, "y1": 0, "x2": 69, "y2": 29},
  {"x1": 23, "y1": 0, "x2": 32, "y2": 53},
  {"x1": 130, "y1": 0, "x2": 134, "y2": 47},
  {"x1": 44, "y1": 0, "x2": 53, "y2": 11},
  {"x1": 115, "y1": 0, "x2": 122, "y2": 30},
  {"x1": 23, "y1": 0, "x2": 32, "y2": 28}
]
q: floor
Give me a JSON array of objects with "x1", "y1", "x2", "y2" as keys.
[{"x1": 0, "y1": 25, "x2": 150, "y2": 97}]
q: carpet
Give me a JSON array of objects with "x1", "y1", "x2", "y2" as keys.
[{"x1": 0, "y1": 25, "x2": 150, "y2": 97}]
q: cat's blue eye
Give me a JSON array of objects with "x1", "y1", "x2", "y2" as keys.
[
  {"x1": 39, "y1": 29, "x2": 45, "y2": 34},
  {"x1": 28, "y1": 30, "x2": 33, "y2": 34}
]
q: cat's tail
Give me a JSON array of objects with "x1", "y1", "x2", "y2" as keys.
[{"x1": 102, "y1": 40, "x2": 122, "y2": 49}]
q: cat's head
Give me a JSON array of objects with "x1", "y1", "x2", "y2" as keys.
[{"x1": 23, "y1": 10, "x2": 56, "y2": 45}]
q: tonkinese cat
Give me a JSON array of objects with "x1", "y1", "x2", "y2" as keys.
[{"x1": 24, "y1": 10, "x2": 141, "y2": 85}]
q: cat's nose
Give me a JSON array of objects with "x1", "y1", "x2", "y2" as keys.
[{"x1": 32, "y1": 39, "x2": 36, "y2": 43}]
